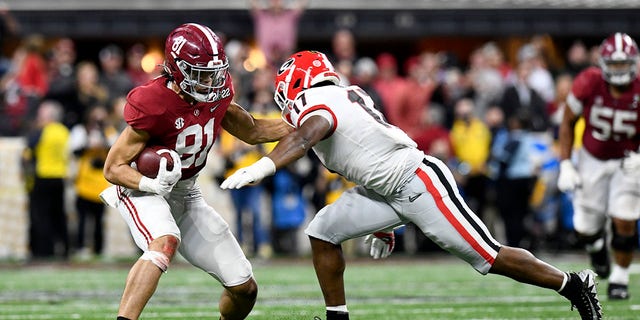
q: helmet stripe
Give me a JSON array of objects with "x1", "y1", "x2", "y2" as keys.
[
  {"x1": 615, "y1": 32, "x2": 623, "y2": 54},
  {"x1": 187, "y1": 23, "x2": 219, "y2": 56}
]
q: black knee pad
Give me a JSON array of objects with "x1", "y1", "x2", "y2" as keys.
[
  {"x1": 576, "y1": 230, "x2": 605, "y2": 246},
  {"x1": 611, "y1": 233, "x2": 637, "y2": 251}
]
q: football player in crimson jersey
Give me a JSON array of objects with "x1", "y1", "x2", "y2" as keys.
[
  {"x1": 221, "y1": 50, "x2": 602, "y2": 320},
  {"x1": 558, "y1": 32, "x2": 640, "y2": 300},
  {"x1": 100, "y1": 23, "x2": 292, "y2": 320}
]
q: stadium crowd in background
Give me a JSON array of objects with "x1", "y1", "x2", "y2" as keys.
[{"x1": 0, "y1": 1, "x2": 637, "y2": 309}]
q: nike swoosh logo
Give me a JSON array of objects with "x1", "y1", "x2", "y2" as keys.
[{"x1": 408, "y1": 194, "x2": 421, "y2": 202}]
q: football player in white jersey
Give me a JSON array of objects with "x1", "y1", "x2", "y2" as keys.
[{"x1": 221, "y1": 51, "x2": 602, "y2": 320}]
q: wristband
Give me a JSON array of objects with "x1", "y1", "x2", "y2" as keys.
[
  {"x1": 254, "y1": 156, "x2": 276, "y2": 177},
  {"x1": 138, "y1": 176, "x2": 155, "y2": 193}
]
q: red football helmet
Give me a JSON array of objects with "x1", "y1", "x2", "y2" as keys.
[
  {"x1": 163, "y1": 23, "x2": 229, "y2": 102},
  {"x1": 599, "y1": 32, "x2": 639, "y2": 86},
  {"x1": 274, "y1": 51, "x2": 340, "y2": 123}
]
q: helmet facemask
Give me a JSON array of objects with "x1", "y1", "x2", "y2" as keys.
[
  {"x1": 600, "y1": 57, "x2": 637, "y2": 86},
  {"x1": 176, "y1": 59, "x2": 228, "y2": 102}
]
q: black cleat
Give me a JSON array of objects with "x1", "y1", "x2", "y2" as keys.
[
  {"x1": 608, "y1": 282, "x2": 629, "y2": 300},
  {"x1": 560, "y1": 270, "x2": 603, "y2": 320},
  {"x1": 589, "y1": 244, "x2": 610, "y2": 279}
]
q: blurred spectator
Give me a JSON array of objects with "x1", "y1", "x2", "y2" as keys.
[
  {"x1": 98, "y1": 44, "x2": 134, "y2": 104},
  {"x1": 270, "y1": 161, "x2": 309, "y2": 256},
  {"x1": 329, "y1": 28, "x2": 358, "y2": 81},
  {"x1": 466, "y1": 46, "x2": 504, "y2": 119},
  {"x1": 1, "y1": 34, "x2": 49, "y2": 136},
  {"x1": 481, "y1": 42, "x2": 512, "y2": 80},
  {"x1": 530, "y1": 34, "x2": 565, "y2": 74},
  {"x1": 0, "y1": 1, "x2": 19, "y2": 76},
  {"x1": 484, "y1": 105, "x2": 505, "y2": 139},
  {"x1": 46, "y1": 38, "x2": 77, "y2": 115},
  {"x1": 22, "y1": 100, "x2": 70, "y2": 260},
  {"x1": 563, "y1": 40, "x2": 590, "y2": 77},
  {"x1": 414, "y1": 106, "x2": 453, "y2": 159},
  {"x1": 517, "y1": 43, "x2": 555, "y2": 103},
  {"x1": 588, "y1": 44, "x2": 601, "y2": 67},
  {"x1": 218, "y1": 89, "x2": 277, "y2": 259},
  {"x1": 499, "y1": 59, "x2": 550, "y2": 132},
  {"x1": 126, "y1": 43, "x2": 153, "y2": 87},
  {"x1": 488, "y1": 113, "x2": 539, "y2": 249},
  {"x1": 109, "y1": 94, "x2": 128, "y2": 132},
  {"x1": 351, "y1": 56, "x2": 384, "y2": 112},
  {"x1": 63, "y1": 61, "x2": 108, "y2": 128},
  {"x1": 373, "y1": 52, "x2": 407, "y2": 125},
  {"x1": 69, "y1": 105, "x2": 118, "y2": 259},
  {"x1": 546, "y1": 73, "x2": 573, "y2": 134},
  {"x1": 334, "y1": 59, "x2": 352, "y2": 86},
  {"x1": 398, "y1": 52, "x2": 440, "y2": 137},
  {"x1": 430, "y1": 67, "x2": 472, "y2": 128},
  {"x1": 450, "y1": 98, "x2": 491, "y2": 219},
  {"x1": 250, "y1": 0, "x2": 308, "y2": 68},
  {"x1": 226, "y1": 39, "x2": 255, "y2": 106}
]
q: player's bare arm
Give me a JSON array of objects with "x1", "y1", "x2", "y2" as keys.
[
  {"x1": 557, "y1": 105, "x2": 579, "y2": 161},
  {"x1": 220, "y1": 114, "x2": 330, "y2": 189},
  {"x1": 222, "y1": 101, "x2": 293, "y2": 144},
  {"x1": 103, "y1": 126, "x2": 149, "y2": 189},
  {"x1": 267, "y1": 115, "x2": 331, "y2": 168}
]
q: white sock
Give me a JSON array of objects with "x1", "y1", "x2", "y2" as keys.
[
  {"x1": 608, "y1": 264, "x2": 629, "y2": 285},
  {"x1": 326, "y1": 305, "x2": 349, "y2": 313},
  {"x1": 557, "y1": 272, "x2": 569, "y2": 292}
]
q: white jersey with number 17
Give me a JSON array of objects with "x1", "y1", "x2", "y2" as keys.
[{"x1": 289, "y1": 85, "x2": 424, "y2": 196}]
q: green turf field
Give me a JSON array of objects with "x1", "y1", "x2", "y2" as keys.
[{"x1": 0, "y1": 254, "x2": 637, "y2": 319}]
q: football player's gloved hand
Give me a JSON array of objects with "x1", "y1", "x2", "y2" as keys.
[
  {"x1": 621, "y1": 150, "x2": 640, "y2": 174},
  {"x1": 138, "y1": 150, "x2": 182, "y2": 196},
  {"x1": 557, "y1": 159, "x2": 581, "y2": 192},
  {"x1": 364, "y1": 231, "x2": 395, "y2": 259},
  {"x1": 220, "y1": 157, "x2": 276, "y2": 189}
]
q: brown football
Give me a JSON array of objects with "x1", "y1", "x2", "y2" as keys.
[{"x1": 132, "y1": 145, "x2": 175, "y2": 178}]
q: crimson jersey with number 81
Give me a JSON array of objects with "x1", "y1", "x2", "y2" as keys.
[
  {"x1": 124, "y1": 77, "x2": 234, "y2": 179},
  {"x1": 567, "y1": 66, "x2": 640, "y2": 159}
]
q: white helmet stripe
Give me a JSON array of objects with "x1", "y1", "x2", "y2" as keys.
[
  {"x1": 615, "y1": 32, "x2": 623, "y2": 54},
  {"x1": 187, "y1": 23, "x2": 219, "y2": 56}
]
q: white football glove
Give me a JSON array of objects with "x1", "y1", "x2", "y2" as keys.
[
  {"x1": 557, "y1": 159, "x2": 581, "y2": 192},
  {"x1": 621, "y1": 150, "x2": 640, "y2": 174},
  {"x1": 220, "y1": 157, "x2": 276, "y2": 189},
  {"x1": 138, "y1": 150, "x2": 182, "y2": 196},
  {"x1": 364, "y1": 231, "x2": 395, "y2": 259}
]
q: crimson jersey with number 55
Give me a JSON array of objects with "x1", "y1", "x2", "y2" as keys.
[
  {"x1": 567, "y1": 66, "x2": 640, "y2": 159},
  {"x1": 124, "y1": 77, "x2": 234, "y2": 179}
]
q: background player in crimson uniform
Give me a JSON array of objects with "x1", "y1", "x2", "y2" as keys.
[
  {"x1": 100, "y1": 23, "x2": 292, "y2": 320},
  {"x1": 558, "y1": 32, "x2": 640, "y2": 300},
  {"x1": 222, "y1": 50, "x2": 602, "y2": 320}
]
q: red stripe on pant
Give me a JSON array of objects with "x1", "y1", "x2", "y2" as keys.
[
  {"x1": 415, "y1": 168, "x2": 495, "y2": 265},
  {"x1": 118, "y1": 186, "x2": 153, "y2": 245}
]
